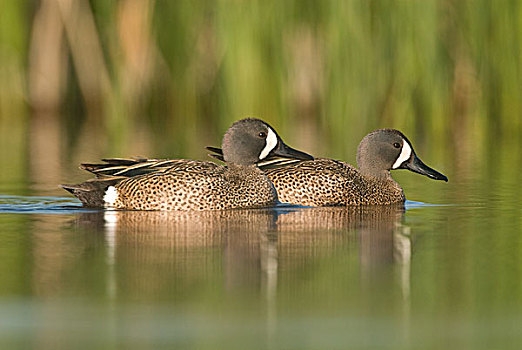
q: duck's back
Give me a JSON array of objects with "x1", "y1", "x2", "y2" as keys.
[
  {"x1": 112, "y1": 160, "x2": 277, "y2": 210},
  {"x1": 265, "y1": 158, "x2": 404, "y2": 206}
]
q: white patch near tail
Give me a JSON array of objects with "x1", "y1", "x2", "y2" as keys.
[
  {"x1": 392, "y1": 140, "x2": 412, "y2": 169},
  {"x1": 103, "y1": 186, "x2": 119, "y2": 207},
  {"x1": 259, "y1": 127, "x2": 278, "y2": 160}
]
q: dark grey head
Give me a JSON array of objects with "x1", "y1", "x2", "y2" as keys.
[
  {"x1": 357, "y1": 129, "x2": 448, "y2": 181},
  {"x1": 221, "y1": 118, "x2": 314, "y2": 166}
]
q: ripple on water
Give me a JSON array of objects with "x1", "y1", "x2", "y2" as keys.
[
  {"x1": 0, "y1": 195, "x2": 90, "y2": 214},
  {"x1": 0, "y1": 195, "x2": 451, "y2": 215},
  {"x1": 405, "y1": 200, "x2": 451, "y2": 210}
]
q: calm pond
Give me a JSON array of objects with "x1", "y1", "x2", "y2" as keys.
[{"x1": 1, "y1": 154, "x2": 521, "y2": 350}]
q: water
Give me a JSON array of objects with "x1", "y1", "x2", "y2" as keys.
[{"x1": 1, "y1": 179, "x2": 521, "y2": 350}]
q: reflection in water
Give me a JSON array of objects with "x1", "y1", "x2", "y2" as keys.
[
  {"x1": 77, "y1": 209, "x2": 279, "y2": 297},
  {"x1": 276, "y1": 206, "x2": 410, "y2": 305},
  {"x1": 19, "y1": 204, "x2": 413, "y2": 348},
  {"x1": 73, "y1": 206, "x2": 410, "y2": 305},
  {"x1": 3, "y1": 195, "x2": 521, "y2": 347}
]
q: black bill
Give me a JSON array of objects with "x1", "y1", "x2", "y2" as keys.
[
  {"x1": 206, "y1": 144, "x2": 314, "y2": 163},
  {"x1": 270, "y1": 141, "x2": 314, "y2": 161},
  {"x1": 402, "y1": 155, "x2": 448, "y2": 182}
]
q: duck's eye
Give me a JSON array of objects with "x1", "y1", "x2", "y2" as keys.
[
  {"x1": 393, "y1": 142, "x2": 401, "y2": 149},
  {"x1": 258, "y1": 132, "x2": 267, "y2": 138}
]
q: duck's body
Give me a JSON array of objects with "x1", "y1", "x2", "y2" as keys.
[
  {"x1": 208, "y1": 128, "x2": 448, "y2": 207},
  {"x1": 266, "y1": 158, "x2": 405, "y2": 206},
  {"x1": 62, "y1": 118, "x2": 313, "y2": 210},
  {"x1": 67, "y1": 160, "x2": 277, "y2": 210}
]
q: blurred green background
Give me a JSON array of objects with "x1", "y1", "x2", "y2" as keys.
[{"x1": 0, "y1": 0, "x2": 521, "y2": 194}]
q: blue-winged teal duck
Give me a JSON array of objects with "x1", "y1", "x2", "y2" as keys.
[
  {"x1": 208, "y1": 129, "x2": 447, "y2": 206},
  {"x1": 62, "y1": 118, "x2": 314, "y2": 210}
]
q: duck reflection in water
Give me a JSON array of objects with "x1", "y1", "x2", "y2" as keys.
[{"x1": 74, "y1": 205, "x2": 411, "y2": 302}]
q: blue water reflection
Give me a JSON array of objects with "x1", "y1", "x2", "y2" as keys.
[{"x1": 0, "y1": 195, "x2": 85, "y2": 214}]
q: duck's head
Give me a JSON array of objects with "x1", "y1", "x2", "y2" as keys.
[
  {"x1": 357, "y1": 129, "x2": 448, "y2": 181},
  {"x1": 221, "y1": 118, "x2": 314, "y2": 166}
]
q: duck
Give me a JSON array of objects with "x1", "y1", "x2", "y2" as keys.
[{"x1": 62, "y1": 118, "x2": 314, "y2": 210}]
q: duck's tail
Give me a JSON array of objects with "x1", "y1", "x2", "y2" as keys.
[
  {"x1": 62, "y1": 157, "x2": 183, "y2": 207},
  {"x1": 61, "y1": 177, "x2": 123, "y2": 208}
]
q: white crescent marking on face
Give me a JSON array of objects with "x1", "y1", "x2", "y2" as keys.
[
  {"x1": 259, "y1": 127, "x2": 278, "y2": 160},
  {"x1": 392, "y1": 140, "x2": 412, "y2": 169},
  {"x1": 103, "y1": 186, "x2": 119, "y2": 207}
]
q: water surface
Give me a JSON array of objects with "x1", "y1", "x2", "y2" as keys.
[{"x1": 1, "y1": 183, "x2": 521, "y2": 350}]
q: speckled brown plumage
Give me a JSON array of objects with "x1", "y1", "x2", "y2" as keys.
[
  {"x1": 112, "y1": 161, "x2": 278, "y2": 210},
  {"x1": 266, "y1": 158, "x2": 405, "y2": 206}
]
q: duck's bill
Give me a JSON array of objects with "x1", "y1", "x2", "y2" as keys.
[
  {"x1": 206, "y1": 144, "x2": 313, "y2": 164},
  {"x1": 403, "y1": 155, "x2": 448, "y2": 182},
  {"x1": 206, "y1": 146, "x2": 224, "y2": 161},
  {"x1": 206, "y1": 146, "x2": 223, "y2": 156},
  {"x1": 271, "y1": 142, "x2": 314, "y2": 161}
]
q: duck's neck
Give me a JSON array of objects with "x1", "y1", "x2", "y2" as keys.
[
  {"x1": 224, "y1": 163, "x2": 277, "y2": 206},
  {"x1": 358, "y1": 163, "x2": 391, "y2": 180},
  {"x1": 359, "y1": 166, "x2": 404, "y2": 200},
  {"x1": 226, "y1": 163, "x2": 260, "y2": 173}
]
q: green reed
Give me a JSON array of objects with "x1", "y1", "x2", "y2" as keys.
[{"x1": 0, "y1": 0, "x2": 521, "y2": 159}]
